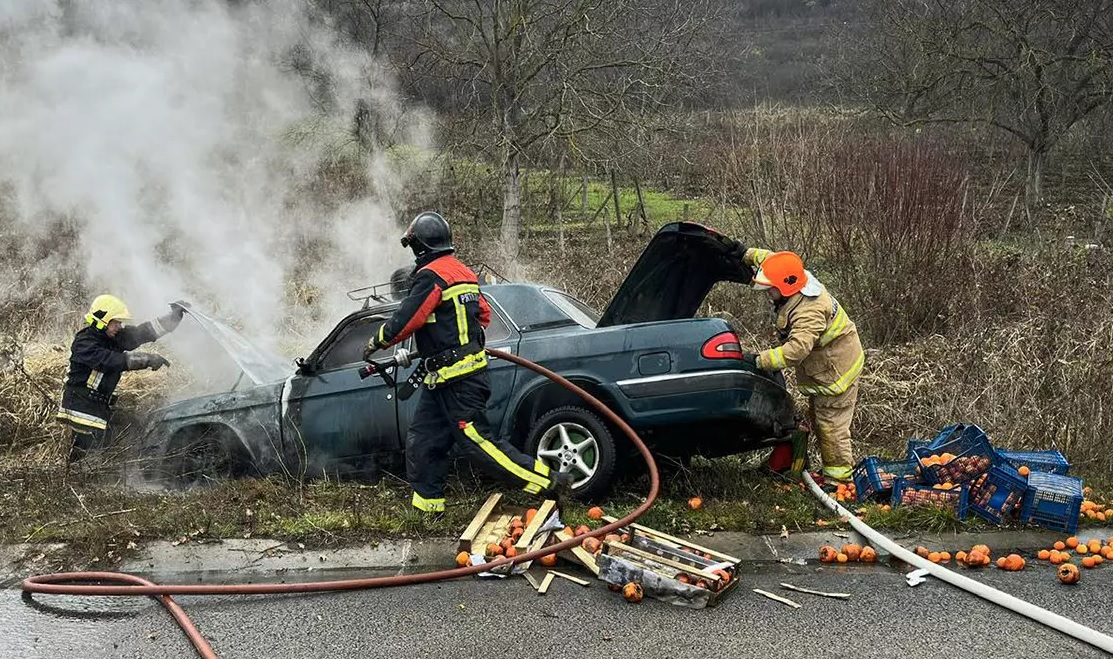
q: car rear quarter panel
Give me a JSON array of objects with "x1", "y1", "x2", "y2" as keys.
[{"x1": 504, "y1": 317, "x2": 787, "y2": 434}]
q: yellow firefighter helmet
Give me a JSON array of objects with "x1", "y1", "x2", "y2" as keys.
[{"x1": 85, "y1": 294, "x2": 132, "y2": 330}]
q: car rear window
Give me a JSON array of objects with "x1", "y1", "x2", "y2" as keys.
[
  {"x1": 485, "y1": 285, "x2": 597, "y2": 331},
  {"x1": 542, "y1": 290, "x2": 599, "y2": 329}
]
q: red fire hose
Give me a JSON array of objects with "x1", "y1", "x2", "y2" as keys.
[{"x1": 21, "y1": 348, "x2": 661, "y2": 659}]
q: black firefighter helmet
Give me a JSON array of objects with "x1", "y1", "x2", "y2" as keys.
[{"x1": 400, "y1": 211, "x2": 454, "y2": 258}]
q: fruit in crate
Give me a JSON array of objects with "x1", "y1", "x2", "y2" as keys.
[{"x1": 899, "y1": 485, "x2": 961, "y2": 510}]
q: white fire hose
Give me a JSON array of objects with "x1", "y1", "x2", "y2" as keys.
[{"x1": 802, "y1": 472, "x2": 1113, "y2": 654}]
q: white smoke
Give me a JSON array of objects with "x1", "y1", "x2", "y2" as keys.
[{"x1": 0, "y1": 0, "x2": 432, "y2": 354}]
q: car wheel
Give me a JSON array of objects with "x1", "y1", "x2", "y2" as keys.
[
  {"x1": 166, "y1": 429, "x2": 240, "y2": 488},
  {"x1": 525, "y1": 406, "x2": 616, "y2": 501}
]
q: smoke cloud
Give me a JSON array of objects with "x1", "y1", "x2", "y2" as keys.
[{"x1": 0, "y1": 0, "x2": 433, "y2": 355}]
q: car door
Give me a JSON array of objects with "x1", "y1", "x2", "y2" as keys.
[
  {"x1": 395, "y1": 296, "x2": 521, "y2": 447},
  {"x1": 283, "y1": 314, "x2": 401, "y2": 478}
]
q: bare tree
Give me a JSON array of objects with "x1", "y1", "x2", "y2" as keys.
[
  {"x1": 399, "y1": 0, "x2": 716, "y2": 260},
  {"x1": 834, "y1": 0, "x2": 1113, "y2": 200}
]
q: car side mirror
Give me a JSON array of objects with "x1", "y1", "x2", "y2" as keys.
[{"x1": 295, "y1": 357, "x2": 314, "y2": 375}]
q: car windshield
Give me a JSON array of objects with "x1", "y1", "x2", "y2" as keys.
[{"x1": 542, "y1": 290, "x2": 599, "y2": 329}]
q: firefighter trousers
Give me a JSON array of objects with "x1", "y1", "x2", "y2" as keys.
[
  {"x1": 405, "y1": 370, "x2": 552, "y2": 513},
  {"x1": 807, "y1": 381, "x2": 858, "y2": 481}
]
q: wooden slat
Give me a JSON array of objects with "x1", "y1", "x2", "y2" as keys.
[
  {"x1": 471, "y1": 513, "x2": 512, "y2": 555},
  {"x1": 538, "y1": 572, "x2": 555, "y2": 594},
  {"x1": 513, "y1": 528, "x2": 554, "y2": 573},
  {"x1": 554, "y1": 530, "x2": 599, "y2": 575},
  {"x1": 780, "y1": 582, "x2": 850, "y2": 599},
  {"x1": 460, "y1": 494, "x2": 502, "y2": 546},
  {"x1": 523, "y1": 570, "x2": 543, "y2": 591},
  {"x1": 548, "y1": 570, "x2": 590, "y2": 586},
  {"x1": 601, "y1": 516, "x2": 740, "y2": 563},
  {"x1": 605, "y1": 541, "x2": 721, "y2": 581},
  {"x1": 515, "y1": 499, "x2": 556, "y2": 551},
  {"x1": 754, "y1": 588, "x2": 800, "y2": 609}
]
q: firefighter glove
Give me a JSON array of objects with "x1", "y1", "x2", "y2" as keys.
[
  {"x1": 740, "y1": 352, "x2": 758, "y2": 369},
  {"x1": 364, "y1": 337, "x2": 389, "y2": 362},
  {"x1": 127, "y1": 352, "x2": 171, "y2": 371},
  {"x1": 726, "y1": 239, "x2": 747, "y2": 264}
]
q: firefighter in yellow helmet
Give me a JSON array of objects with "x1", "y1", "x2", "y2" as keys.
[
  {"x1": 735, "y1": 248, "x2": 865, "y2": 483},
  {"x1": 57, "y1": 295, "x2": 185, "y2": 463}
]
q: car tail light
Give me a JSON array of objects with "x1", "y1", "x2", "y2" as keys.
[{"x1": 701, "y1": 331, "x2": 743, "y2": 360}]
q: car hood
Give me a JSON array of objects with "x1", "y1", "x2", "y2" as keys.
[
  {"x1": 180, "y1": 306, "x2": 291, "y2": 385},
  {"x1": 596, "y1": 222, "x2": 752, "y2": 327}
]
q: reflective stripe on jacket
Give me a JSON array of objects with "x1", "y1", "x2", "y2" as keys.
[
  {"x1": 57, "y1": 321, "x2": 162, "y2": 432},
  {"x1": 744, "y1": 248, "x2": 865, "y2": 397},
  {"x1": 377, "y1": 254, "x2": 491, "y2": 384}
]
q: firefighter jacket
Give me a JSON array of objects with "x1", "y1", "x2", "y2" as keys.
[
  {"x1": 57, "y1": 320, "x2": 166, "y2": 433},
  {"x1": 745, "y1": 248, "x2": 865, "y2": 397},
  {"x1": 377, "y1": 253, "x2": 491, "y2": 385}
]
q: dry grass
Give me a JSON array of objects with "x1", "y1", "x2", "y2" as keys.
[
  {"x1": 3, "y1": 109, "x2": 1112, "y2": 559},
  {"x1": 0, "y1": 340, "x2": 186, "y2": 468}
]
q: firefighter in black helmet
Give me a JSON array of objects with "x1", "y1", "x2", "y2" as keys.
[
  {"x1": 368, "y1": 212, "x2": 572, "y2": 515},
  {"x1": 57, "y1": 295, "x2": 185, "y2": 463}
]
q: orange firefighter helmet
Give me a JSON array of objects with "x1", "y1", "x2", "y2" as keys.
[{"x1": 752, "y1": 251, "x2": 808, "y2": 297}]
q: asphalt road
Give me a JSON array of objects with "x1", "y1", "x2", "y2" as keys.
[{"x1": 5, "y1": 560, "x2": 1112, "y2": 659}]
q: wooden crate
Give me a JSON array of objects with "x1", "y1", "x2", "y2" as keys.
[
  {"x1": 458, "y1": 493, "x2": 558, "y2": 575},
  {"x1": 596, "y1": 516, "x2": 742, "y2": 608}
]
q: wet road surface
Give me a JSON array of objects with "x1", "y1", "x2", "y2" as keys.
[{"x1": 4, "y1": 559, "x2": 1112, "y2": 658}]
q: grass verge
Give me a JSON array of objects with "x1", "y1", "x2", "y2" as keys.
[{"x1": 7, "y1": 452, "x2": 1103, "y2": 573}]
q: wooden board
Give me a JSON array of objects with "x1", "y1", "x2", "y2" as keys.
[
  {"x1": 548, "y1": 570, "x2": 590, "y2": 586},
  {"x1": 537, "y1": 572, "x2": 555, "y2": 594},
  {"x1": 514, "y1": 500, "x2": 556, "y2": 551},
  {"x1": 523, "y1": 570, "x2": 544, "y2": 591},
  {"x1": 554, "y1": 530, "x2": 600, "y2": 575},
  {"x1": 459, "y1": 493, "x2": 502, "y2": 552}
]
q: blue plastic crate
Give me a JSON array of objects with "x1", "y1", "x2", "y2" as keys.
[
  {"x1": 968, "y1": 464, "x2": 1027, "y2": 524},
  {"x1": 998, "y1": 449, "x2": 1070, "y2": 476},
  {"x1": 1020, "y1": 471, "x2": 1084, "y2": 534},
  {"x1": 906, "y1": 439, "x2": 930, "y2": 459},
  {"x1": 913, "y1": 424, "x2": 1001, "y2": 485},
  {"x1": 891, "y1": 479, "x2": 970, "y2": 519},
  {"x1": 853, "y1": 457, "x2": 919, "y2": 502}
]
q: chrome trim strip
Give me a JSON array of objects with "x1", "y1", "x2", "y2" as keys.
[{"x1": 616, "y1": 369, "x2": 750, "y2": 387}]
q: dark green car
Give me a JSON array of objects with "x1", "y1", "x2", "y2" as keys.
[{"x1": 140, "y1": 223, "x2": 797, "y2": 498}]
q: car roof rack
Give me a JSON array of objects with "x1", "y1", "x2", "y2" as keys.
[
  {"x1": 345, "y1": 262, "x2": 513, "y2": 310},
  {"x1": 345, "y1": 282, "x2": 397, "y2": 309}
]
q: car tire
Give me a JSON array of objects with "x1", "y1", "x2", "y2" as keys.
[
  {"x1": 524, "y1": 406, "x2": 616, "y2": 501},
  {"x1": 165, "y1": 427, "x2": 242, "y2": 488}
]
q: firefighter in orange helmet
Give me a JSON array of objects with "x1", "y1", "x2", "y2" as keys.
[{"x1": 737, "y1": 248, "x2": 864, "y2": 483}]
